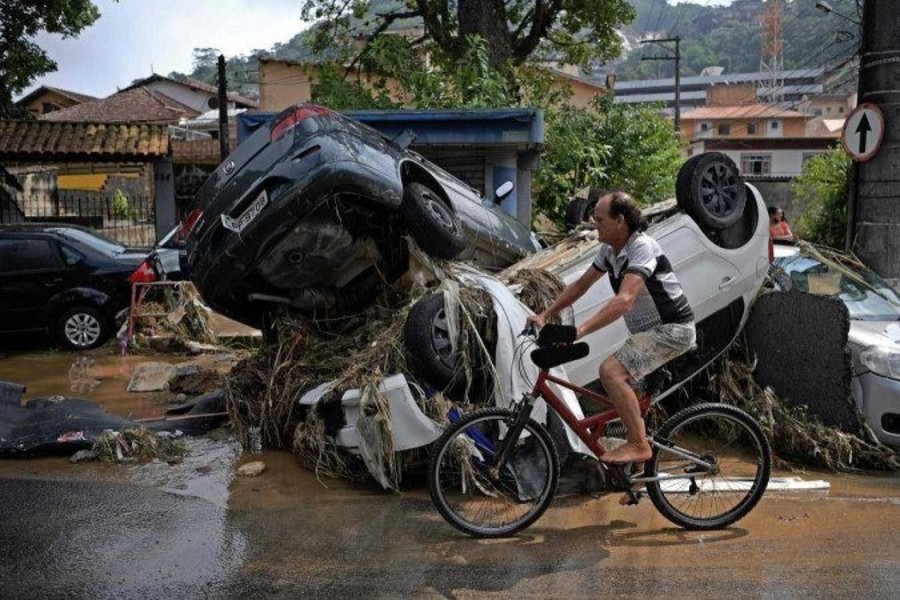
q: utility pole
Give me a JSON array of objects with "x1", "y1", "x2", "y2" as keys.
[
  {"x1": 217, "y1": 55, "x2": 230, "y2": 160},
  {"x1": 851, "y1": 0, "x2": 899, "y2": 281},
  {"x1": 641, "y1": 37, "x2": 682, "y2": 132}
]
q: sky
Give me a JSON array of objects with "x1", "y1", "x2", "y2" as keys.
[{"x1": 22, "y1": 0, "x2": 308, "y2": 100}]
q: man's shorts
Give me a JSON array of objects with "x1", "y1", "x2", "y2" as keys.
[{"x1": 613, "y1": 322, "x2": 697, "y2": 381}]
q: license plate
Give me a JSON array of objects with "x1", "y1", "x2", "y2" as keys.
[{"x1": 221, "y1": 190, "x2": 268, "y2": 233}]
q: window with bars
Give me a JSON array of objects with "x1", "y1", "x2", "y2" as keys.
[{"x1": 740, "y1": 154, "x2": 772, "y2": 176}]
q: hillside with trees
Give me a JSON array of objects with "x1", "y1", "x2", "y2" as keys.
[{"x1": 174, "y1": 0, "x2": 861, "y2": 93}]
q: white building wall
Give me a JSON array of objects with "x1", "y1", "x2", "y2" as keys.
[{"x1": 145, "y1": 81, "x2": 234, "y2": 112}]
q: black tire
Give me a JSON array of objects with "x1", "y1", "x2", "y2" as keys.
[
  {"x1": 404, "y1": 293, "x2": 459, "y2": 390},
  {"x1": 57, "y1": 306, "x2": 111, "y2": 351},
  {"x1": 645, "y1": 403, "x2": 771, "y2": 530},
  {"x1": 676, "y1": 152, "x2": 746, "y2": 230},
  {"x1": 427, "y1": 408, "x2": 560, "y2": 537},
  {"x1": 400, "y1": 182, "x2": 467, "y2": 259}
]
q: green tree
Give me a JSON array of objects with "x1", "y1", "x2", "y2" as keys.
[
  {"x1": 594, "y1": 97, "x2": 683, "y2": 204},
  {"x1": 793, "y1": 147, "x2": 852, "y2": 247},
  {"x1": 0, "y1": 1, "x2": 108, "y2": 117},
  {"x1": 300, "y1": 0, "x2": 634, "y2": 77}
]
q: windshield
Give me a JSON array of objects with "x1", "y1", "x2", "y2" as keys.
[
  {"x1": 50, "y1": 227, "x2": 127, "y2": 255},
  {"x1": 775, "y1": 255, "x2": 900, "y2": 321}
]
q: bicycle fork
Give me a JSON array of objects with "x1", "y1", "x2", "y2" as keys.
[{"x1": 490, "y1": 393, "x2": 538, "y2": 478}]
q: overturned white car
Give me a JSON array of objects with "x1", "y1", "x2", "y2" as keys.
[{"x1": 306, "y1": 153, "x2": 771, "y2": 481}]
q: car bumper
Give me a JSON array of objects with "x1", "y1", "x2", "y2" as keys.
[
  {"x1": 189, "y1": 159, "x2": 403, "y2": 318},
  {"x1": 853, "y1": 371, "x2": 900, "y2": 447}
]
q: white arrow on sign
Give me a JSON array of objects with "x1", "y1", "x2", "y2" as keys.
[{"x1": 842, "y1": 103, "x2": 885, "y2": 162}]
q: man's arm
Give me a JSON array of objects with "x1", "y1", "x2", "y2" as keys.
[
  {"x1": 528, "y1": 265, "x2": 604, "y2": 328},
  {"x1": 575, "y1": 273, "x2": 646, "y2": 339}
]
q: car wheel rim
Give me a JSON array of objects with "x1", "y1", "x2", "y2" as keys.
[
  {"x1": 430, "y1": 308, "x2": 457, "y2": 369},
  {"x1": 699, "y1": 162, "x2": 740, "y2": 218},
  {"x1": 65, "y1": 313, "x2": 101, "y2": 348},
  {"x1": 423, "y1": 195, "x2": 459, "y2": 234}
]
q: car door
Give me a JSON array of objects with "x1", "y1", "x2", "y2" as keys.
[{"x1": 0, "y1": 236, "x2": 68, "y2": 334}]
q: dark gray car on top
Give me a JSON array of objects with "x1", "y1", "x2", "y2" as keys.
[{"x1": 185, "y1": 104, "x2": 541, "y2": 328}]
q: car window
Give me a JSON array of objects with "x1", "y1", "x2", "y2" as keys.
[
  {"x1": 49, "y1": 227, "x2": 126, "y2": 255},
  {"x1": 59, "y1": 244, "x2": 84, "y2": 266},
  {"x1": 776, "y1": 255, "x2": 900, "y2": 321},
  {"x1": 0, "y1": 238, "x2": 63, "y2": 273}
]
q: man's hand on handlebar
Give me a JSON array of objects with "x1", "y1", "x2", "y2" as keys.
[{"x1": 522, "y1": 313, "x2": 546, "y2": 338}]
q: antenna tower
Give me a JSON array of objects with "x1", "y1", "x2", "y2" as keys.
[{"x1": 760, "y1": 0, "x2": 784, "y2": 103}]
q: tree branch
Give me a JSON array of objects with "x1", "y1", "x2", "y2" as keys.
[{"x1": 343, "y1": 9, "x2": 421, "y2": 75}]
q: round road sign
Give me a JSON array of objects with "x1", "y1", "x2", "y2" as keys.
[{"x1": 842, "y1": 103, "x2": 885, "y2": 162}]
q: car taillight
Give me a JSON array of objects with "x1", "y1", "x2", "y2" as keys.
[
  {"x1": 181, "y1": 208, "x2": 203, "y2": 237},
  {"x1": 768, "y1": 238, "x2": 774, "y2": 264},
  {"x1": 271, "y1": 105, "x2": 331, "y2": 142},
  {"x1": 129, "y1": 260, "x2": 157, "y2": 283}
]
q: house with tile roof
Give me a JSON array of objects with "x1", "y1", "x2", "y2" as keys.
[
  {"x1": 39, "y1": 87, "x2": 200, "y2": 124},
  {"x1": 120, "y1": 74, "x2": 257, "y2": 113},
  {"x1": 0, "y1": 119, "x2": 176, "y2": 246},
  {"x1": 14, "y1": 86, "x2": 99, "y2": 118}
]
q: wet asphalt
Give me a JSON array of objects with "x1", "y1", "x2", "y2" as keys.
[{"x1": 0, "y1": 347, "x2": 898, "y2": 598}]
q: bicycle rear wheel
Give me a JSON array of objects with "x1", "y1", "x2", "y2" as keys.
[
  {"x1": 427, "y1": 408, "x2": 560, "y2": 538},
  {"x1": 645, "y1": 403, "x2": 771, "y2": 530}
]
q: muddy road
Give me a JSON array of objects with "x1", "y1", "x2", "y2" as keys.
[{"x1": 0, "y1": 347, "x2": 898, "y2": 598}]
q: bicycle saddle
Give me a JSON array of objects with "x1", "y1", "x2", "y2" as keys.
[
  {"x1": 536, "y1": 324, "x2": 577, "y2": 347},
  {"x1": 531, "y1": 325, "x2": 588, "y2": 369},
  {"x1": 531, "y1": 343, "x2": 590, "y2": 369}
]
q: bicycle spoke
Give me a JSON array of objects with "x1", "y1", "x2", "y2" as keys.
[
  {"x1": 428, "y1": 410, "x2": 559, "y2": 537},
  {"x1": 646, "y1": 404, "x2": 771, "y2": 530}
]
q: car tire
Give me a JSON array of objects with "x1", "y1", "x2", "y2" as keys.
[
  {"x1": 403, "y1": 293, "x2": 460, "y2": 392},
  {"x1": 400, "y1": 182, "x2": 467, "y2": 259},
  {"x1": 57, "y1": 306, "x2": 110, "y2": 351},
  {"x1": 676, "y1": 152, "x2": 746, "y2": 230}
]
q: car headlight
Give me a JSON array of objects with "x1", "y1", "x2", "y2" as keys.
[{"x1": 859, "y1": 345, "x2": 900, "y2": 380}]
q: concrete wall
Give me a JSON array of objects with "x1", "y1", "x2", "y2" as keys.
[{"x1": 707, "y1": 84, "x2": 756, "y2": 106}]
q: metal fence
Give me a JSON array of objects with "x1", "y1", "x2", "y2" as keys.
[{"x1": 0, "y1": 190, "x2": 157, "y2": 248}]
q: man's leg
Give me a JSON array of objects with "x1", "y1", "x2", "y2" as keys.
[{"x1": 598, "y1": 355, "x2": 652, "y2": 463}]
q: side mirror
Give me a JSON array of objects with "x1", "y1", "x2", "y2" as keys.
[
  {"x1": 494, "y1": 181, "x2": 514, "y2": 202},
  {"x1": 392, "y1": 128, "x2": 416, "y2": 150}
]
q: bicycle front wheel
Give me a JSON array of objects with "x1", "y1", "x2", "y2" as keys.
[
  {"x1": 645, "y1": 403, "x2": 771, "y2": 530},
  {"x1": 427, "y1": 408, "x2": 560, "y2": 538}
]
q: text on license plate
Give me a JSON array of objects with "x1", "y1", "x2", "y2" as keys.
[{"x1": 221, "y1": 190, "x2": 268, "y2": 233}]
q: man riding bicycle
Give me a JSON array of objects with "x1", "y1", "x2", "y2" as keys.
[{"x1": 526, "y1": 190, "x2": 696, "y2": 465}]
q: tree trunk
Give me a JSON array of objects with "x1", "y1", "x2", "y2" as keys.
[{"x1": 457, "y1": 0, "x2": 513, "y2": 71}]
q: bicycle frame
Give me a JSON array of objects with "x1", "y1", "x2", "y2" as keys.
[{"x1": 531, "y1": 368, "x2": 652, "y2": 459}]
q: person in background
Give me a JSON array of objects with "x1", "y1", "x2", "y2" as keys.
[{"x1": 768, "y1": 206, "x2": 794, "y2": 241}]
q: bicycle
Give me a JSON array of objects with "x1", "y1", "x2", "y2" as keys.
[{"x1": 427, "y1": 323, "x2": 772, "y2": 538}]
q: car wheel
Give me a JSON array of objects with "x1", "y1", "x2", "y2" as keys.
[
  {"x1": 57, "y1": 306, "x2": 110, "y2": 351},
  {"x1": 404, "y1": 293, "x2": 460, "y2": 390},
  {"x1": 400, "y1": 182, "x2": 467, "y2": 259},
  {"x1": 676, "y1": 152, "x2": 746, "y2": 230}
]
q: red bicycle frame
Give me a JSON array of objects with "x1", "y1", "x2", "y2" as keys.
[{"x1": 532, "y1": 369, "x2": 652, "y2": 458}]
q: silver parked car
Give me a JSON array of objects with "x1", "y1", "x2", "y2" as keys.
[{"x1": 771, "y1": 249, "x2": 900, "y2": 447}]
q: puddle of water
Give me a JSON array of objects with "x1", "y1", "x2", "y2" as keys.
[
  {"x1": 0, "y1": 346, "x2": 219, "y2": 419},
  {"x1": 130, "y1": 436, "x2": 243, "y2": 507}
]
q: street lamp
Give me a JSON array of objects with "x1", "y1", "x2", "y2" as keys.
[{"x1": 814, "y1": 1, "x2": 861, "y2": 26}]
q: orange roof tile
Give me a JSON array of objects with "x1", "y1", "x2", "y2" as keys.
[{"x1": 0, "y1": 120, "x2": 170, "y2": 159}]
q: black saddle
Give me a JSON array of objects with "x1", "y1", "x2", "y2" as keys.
[{"x1": 531, "y1": 324, "x2": 589, "y2": 369}]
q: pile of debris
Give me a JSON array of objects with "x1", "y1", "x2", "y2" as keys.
[
  {"x1": 706, "y1": 338, "x2": 900, "y2": 472},
  {"x1": 123, "y1": 282, "x2": 219, "y2": 353},
  {"x1": 225, "y1": 243, "x2": 567, "y2": 488}
]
